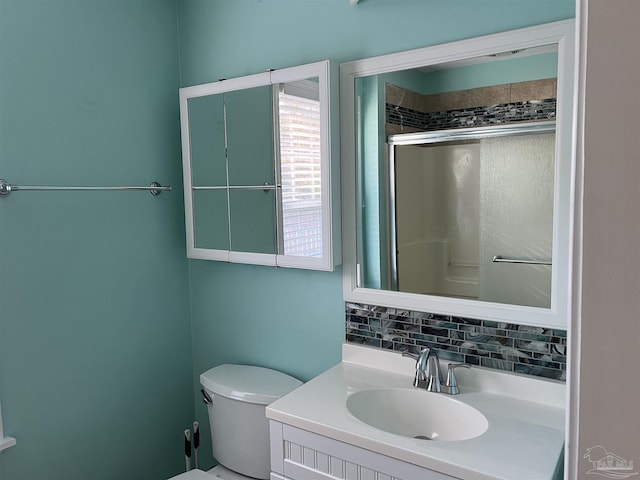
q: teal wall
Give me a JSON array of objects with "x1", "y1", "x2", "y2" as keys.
[
  {"x1": 178, "y1": 0, "x2": 574, "y2": 470},
  {"x1": 377, "y1": 52, "x2": 558, "y2": 95},
  {"x1": 0, "y1": 1, "x2": 193, "y2": 479},
  {"x1": 419, "y1": 51, "x2": 559, "y2": 94},
  {"x1": 358, "y1": 74, "x2": 389, "y2": 290}
]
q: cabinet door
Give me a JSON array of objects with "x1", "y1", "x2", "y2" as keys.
[
  {"x1": 271, "y1": 61, "x2": 340, "y2": 271},
  {"x1": 226, "y1": 85, "x2": 275, "y2": 187},
  {"x1": 270, "y1": 421, "x2": 457, "y2": 480}
]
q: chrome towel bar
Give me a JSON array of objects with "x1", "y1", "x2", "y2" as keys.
[
  {"x1": 0, "y1": 179, "x2": 171, "y2": 198},
  {"x1": 492, "y1": 255, "x2": 552, "y2": 266}
]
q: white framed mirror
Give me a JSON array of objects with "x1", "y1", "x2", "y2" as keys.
[{"x1": 341, "y1": 20, "x2": 576, "y2": 328}]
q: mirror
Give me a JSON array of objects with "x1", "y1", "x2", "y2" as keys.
[
  {"x1": 188, "y1": 84, "x2": 276, "y2": 254},
  {"x1": 341, "y1": 21, "x2": 575, "y2": 328},
  {"x1": 180, "y1": 61, "x2": 341, "y2": 270}
]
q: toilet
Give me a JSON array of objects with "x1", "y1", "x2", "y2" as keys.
[{"x1": 169, "y1": 364, "x2": 302, "y2": 480}]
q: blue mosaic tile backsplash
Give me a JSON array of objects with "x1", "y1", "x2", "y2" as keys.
[
  {"x1": 386, "y1": 98, "x2": 556, "y2": 131},
  {"x1": 345, "y1": 302, "x2": 567, "y2": 381}
]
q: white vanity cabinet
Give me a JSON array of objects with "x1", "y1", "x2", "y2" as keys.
[
  {"x1": 179, "y1": 60, "x2": 340, "y2": 271},
  {"x1": 270, "y1": 421, "x2": 456, "y2": 480}
]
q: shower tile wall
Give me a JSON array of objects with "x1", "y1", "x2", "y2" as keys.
[
  {"x1": 386, "y1": 78, "x2": 557, "y2": 134},
  {"x1": 345, "y1": 302, "x2": 567, "y2": 381}
]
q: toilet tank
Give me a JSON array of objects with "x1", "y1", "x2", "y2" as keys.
[{"x1": 200, "y1": 364, "x2": 302, "y2": 480}]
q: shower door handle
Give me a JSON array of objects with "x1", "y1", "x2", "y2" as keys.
[{"x1": 492, "y1": 255, "x2": 552, "y2": 266}]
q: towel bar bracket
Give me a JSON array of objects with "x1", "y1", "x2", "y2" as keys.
[{"x1": 0, "y1": 179, "x2": 10, "y2": 197}]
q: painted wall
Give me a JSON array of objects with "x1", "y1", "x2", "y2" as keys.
[
  {"x1": 177, "y1": 0, "x2": 575, "y2": 469},
  {"x1": 358, "y1": 74, "x2": 388, "y2": 289},
  {"x1": 379, "y1": 52, "x2": 558, "y2": 96},
  {"x1": 420, "y1": 52, "x2": 559, "y2": 95},
  {"x1": 573, "y1": 0, "x2": 640, "y2": 476},
  {"x1": 0, "y1": 1, "x2": 193, "y2": 479}
]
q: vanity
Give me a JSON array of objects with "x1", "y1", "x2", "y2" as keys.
[{"x1": 267, "y1": 344, "x2": 565, "y2": 480}]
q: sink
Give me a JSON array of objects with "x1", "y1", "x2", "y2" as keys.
[{"x1": 346, "y1": 388, "x2": 488, "y2": 441}]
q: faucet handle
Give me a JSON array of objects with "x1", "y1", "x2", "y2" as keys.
[
  {"x1": 402, "y1": 347, "x2": 429, "y2": 366},
  {"x1": 402, "y1": 351, "x2": 419, "y2": 361},
  {"x1": 444, "y1": 363, "x2": 471, "y2": 395}
]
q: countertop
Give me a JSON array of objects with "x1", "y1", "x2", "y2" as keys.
[{"x1": 266, "y1": 344, "x2": 565, "y2": 480}]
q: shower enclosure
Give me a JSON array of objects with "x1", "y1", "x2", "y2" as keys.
[{"x1": 388, "y1": 121, "x2": 555, "y2": 308}]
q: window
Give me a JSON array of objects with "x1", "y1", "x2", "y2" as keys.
[{"x1": 277, "y1": 80, "x2": 323, "y2": 258}]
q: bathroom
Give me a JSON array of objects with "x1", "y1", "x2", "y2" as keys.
[{"x1": 0, "y1": 1, "x2": 638, "y2": 479}]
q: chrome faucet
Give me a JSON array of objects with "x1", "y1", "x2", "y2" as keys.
[
  {"x1": 403, "y1": 347, "x2": 442, "y2": 392},
  {"x1": 406, "y1": 347, "x2": 428, "y2": 388},
  {"x1": 404, "y1": 347, "x2": 470, "y2": 395}
]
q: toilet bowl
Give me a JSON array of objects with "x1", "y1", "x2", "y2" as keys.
[{"x1": 168, "y1": 364, "x2": 302, "y2": 480}]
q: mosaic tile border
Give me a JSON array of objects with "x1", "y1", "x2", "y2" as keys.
[
  {"x1": 345, "y1": 302, "x2": 567, "y2": 381},
  {"x1": 386, "y1": 98, "x2": 556, "y2": 131}
]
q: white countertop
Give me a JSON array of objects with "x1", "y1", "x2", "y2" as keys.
[{"x1": 266, "y1": 344, "x2": 565, "y2": 480}]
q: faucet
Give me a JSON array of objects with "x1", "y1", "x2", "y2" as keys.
[
  {"x1": 403, "y1": 347, "x2": 470, "y2": 395},
  {"x1": 403, "y1": 347, "x2": 442, "y2": 392}
]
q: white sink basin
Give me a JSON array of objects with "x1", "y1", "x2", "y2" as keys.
[{"x1": 346, "y1": 388, "x2": 488, "y2": 441}]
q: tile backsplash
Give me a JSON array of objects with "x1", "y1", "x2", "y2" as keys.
[
  {"x1": 385, "y1": 78, "x2": 557, "y2": 135},
  {"x1": 386, "y1": 98, "x2": 556, "y2": 132},
  {"x1": 345, "y1": 302, "x2": 566, "y2": 381}
]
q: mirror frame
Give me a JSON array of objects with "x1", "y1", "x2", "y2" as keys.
[{"x1": 340, "y1": 20, "x2": 576, "y2": 329}]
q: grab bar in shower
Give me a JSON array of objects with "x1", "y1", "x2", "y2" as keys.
[
  {"x1": 492, "y1": 255, "x2": 552, "y2": 266},
  {"x1": 0, "y1": 179, "x2": 171, "y2": 198}
]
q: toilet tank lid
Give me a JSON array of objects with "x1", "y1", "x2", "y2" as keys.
[{"x1": 200, "y1": 364, "x2": 303, "y2": 405}]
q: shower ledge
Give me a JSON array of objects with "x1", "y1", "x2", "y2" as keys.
[{"x1": 0, "y1": 403, "x2": 16, "y2": 452}]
